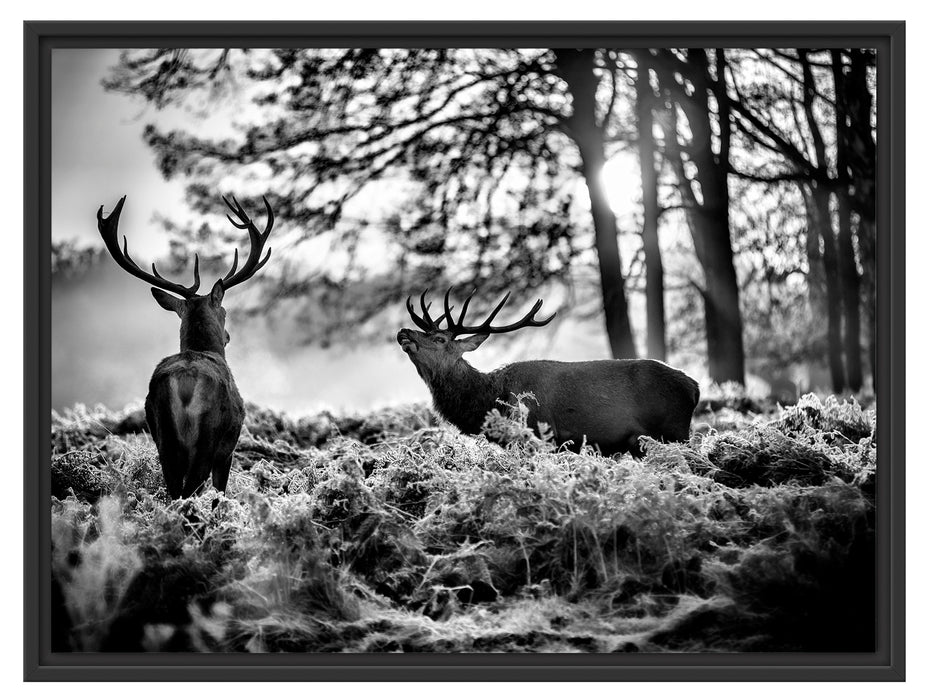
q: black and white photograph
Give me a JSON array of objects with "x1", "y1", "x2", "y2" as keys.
[{"x1": 40, "y1": 34, "x2": 890, "y2": 666}]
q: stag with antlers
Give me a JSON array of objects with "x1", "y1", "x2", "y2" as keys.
[
  {"x1": 96, "y1": 195, "x2": 274, "y2": 498},
  {"x1": 398, "y1": 289, "x2": 699, "y2": 456}
]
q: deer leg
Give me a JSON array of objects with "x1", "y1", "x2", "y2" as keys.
[
  {"x1": 210, "y1": 432, "x2": 239, "y2": 511},
  {"x1": 211, "y1": 417, "x2": 242, "y2": 496},
  {"x1": 159, "y1": 454, "x2": 185, "y2": 499},
  {"x1": 181, "y1": 470, "x2": 209, "y2": 499},
  {"x1": 147, "y1": 399, "x2": 186, "y2": 499},
  {"x1": 180, "y1": 442, "x2": 213, "y2": 498},
  {"x1": 212, "y1": 455, "x2": 233, "y2": 494}
]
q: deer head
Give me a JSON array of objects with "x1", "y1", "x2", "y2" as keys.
[
  {"x1": 96, "y1": 195, "x2": 275, "y2": 356},
  {"x1": 397, "y1": 288, "x2": 556, "y2": 380}
]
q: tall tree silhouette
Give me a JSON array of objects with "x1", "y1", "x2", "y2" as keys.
[
  {"x1": 836, "y1": 48, "x2": 876, "y2": 385},
  {"x1": 641, "y1": 49, "x2": 746, "y2": 384},
  {"x1": 798, "y1": 48, "x2": 846, "y2": 392},
  {"x1": 634, "y1": 63, "x2": 666, "y2": 361}
]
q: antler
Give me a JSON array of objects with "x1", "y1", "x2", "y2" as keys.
[
  {"x1": 220, "y1": 195, "x2": 275, "y2": 290},
  {"x1": 405, "y1": 290, "x2": 440, "y2": 332},
  {"x1": 97, "y1": 196, "x2": 201, "y2": 298},
  {"x1": 443, "y1": 288, "x2": 556, "y2": 336},
  {"x1": 406, "y1": 287, "x2": 556, "y2": 337}
]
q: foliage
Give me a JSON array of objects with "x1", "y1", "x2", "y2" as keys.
[
  {"x1": 50, "y1": 392, "x2": 875, "y2": 652},
  {"x1": 102, "y1": 49, "x2": 608, "y2": 332},
  {"x1": 52, "y1": 239, "x2": 105, "y2": 278}
]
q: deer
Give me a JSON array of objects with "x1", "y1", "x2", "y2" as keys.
[
  {"x1": 96, "y1": 195, "x2": 274, "y2": 499},
  {"x1": 397, "y1": 289, "x2": 700, "y2": 456}
]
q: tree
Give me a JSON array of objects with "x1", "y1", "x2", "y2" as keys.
[
  {"x1": 798, "y1": 48, "x2": 846, "y2": 392},
  {"x1": 726, "y1": 48, "x2": 872, "y2": 392},
  {"x1": 642, "y1": 49, "x2": 746, "y2": 384},
  {"x1": 105, "y1": 48, "x2": 638, "y2": 357},
  {"x1": 553, "y1": 49, "x2": 637, "y2": 358},
  {"x1": 835, "y1": 48, "x2": 876, "y2": 386},
  {"x1": 634, "y1": 63, "x2": 667, "y2": 361},
  {"x1": 830, "y1": 49, "x2": 864, "y2": 392}
]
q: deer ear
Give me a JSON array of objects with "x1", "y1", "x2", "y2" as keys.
[
  {"x1": 458, "y1": 333, "x2": 489, "y2": 353},
  {"x1": 210, "y1": 279, "x2": 225, "y2": 307},
  {"x1": 151, "y1": 288, "x2": 184, "y2": 317}
]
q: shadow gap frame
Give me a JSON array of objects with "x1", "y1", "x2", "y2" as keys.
[{"x1": 24, "y1": 20, "x2": 905, "y2": 682}]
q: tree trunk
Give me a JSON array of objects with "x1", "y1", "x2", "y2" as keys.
[
  {"x1": 635, "y1": 63, "x2": 667, "y2": 361},
  {"x1": 704, "y1": 49, "x2": 744, "y2": 385},
  {"x1": 835, "y1": 191, "x2": 864, "y2": 392},
  {"x1": 803, "y1": 184, "x2": 846, "y2": 393},
  {"x1": 831, "y1": 50, "x2": 864, "y2": 392},
  {"x1": 802, "y1": 182, "x2": 827, "y2": 321},
  {"x1": 841, "y1": 48, "x2": 877, "y2": 387},
  {"x1": 857, "y1": 218, "x2": 877, "y2": 385},
  {"x1": 797, "y1": 48, "x2": 850, "y2": 394},
  {"x1": 555, "y1": 49, "x2": 637, "y2": 359},
  {"x1": 690, "y1": 197, "x2": 746, "y2": 385},
  {"x1": 651, "y1": 50, "x2": 745, "y2": 384}
]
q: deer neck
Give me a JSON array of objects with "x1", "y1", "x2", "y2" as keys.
[
  {"x1": 426, "y1": 359, "x2": 500, "y2": 434},
  {"x1": 179, "y1": 323, "x2": 226, "y2": 357}
]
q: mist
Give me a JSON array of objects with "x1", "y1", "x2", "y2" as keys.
[{"x1": 52, "y1": 260, "x2": 633, "y2": 414}]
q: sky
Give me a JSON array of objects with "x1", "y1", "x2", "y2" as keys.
[{"x1": 52, "y1": 49, "x2": 192, "y2": 260}]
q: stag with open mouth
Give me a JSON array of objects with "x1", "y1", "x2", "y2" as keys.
[{"x1": 398, "y1": 289, "x2": 699, "y2": 456}]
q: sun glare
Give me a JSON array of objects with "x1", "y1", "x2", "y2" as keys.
[{"x1": 601, "y1": 151, "x2": 643, "y2": 224}]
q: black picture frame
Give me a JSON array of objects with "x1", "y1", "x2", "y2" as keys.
[{"x1": 24, "y1": 20, "x2": 906, "y2": 682}]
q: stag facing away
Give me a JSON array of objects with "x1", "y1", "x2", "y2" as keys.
[
  {"x1": 397, "y1": 289, "x2": 699, "y2": 456},
  {"x1": 96, "y1": 195, "x2": 275, "y2": 498}
]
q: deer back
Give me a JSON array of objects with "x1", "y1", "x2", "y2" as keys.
[
  {"x1": 145, "y1": 350, "x2": 245, "y2": 498},
  {"x1": 495, "y1": 358, "x2": 699, "y2": 453}
]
